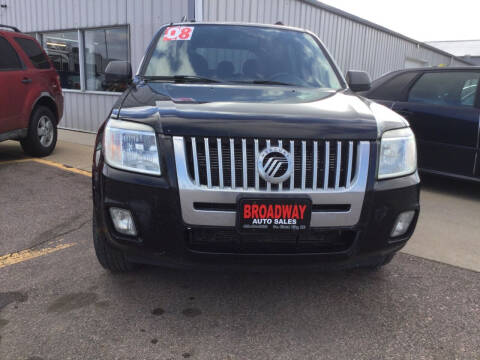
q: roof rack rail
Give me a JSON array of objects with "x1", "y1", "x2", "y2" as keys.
[{"x1": 0, "y1": 24, "x2": 21, "y2": 32}]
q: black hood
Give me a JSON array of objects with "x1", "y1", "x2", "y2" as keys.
[{"x1": 114, "y1": 82, "x2": 408, "y2": 140}]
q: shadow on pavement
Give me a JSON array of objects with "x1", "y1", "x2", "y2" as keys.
[
  {"x1": 0, "y1": 141, "x2": 28, "y2": 161},
  {"x1": 420, "y1": 172, "x2": 480, "y2": 200}
]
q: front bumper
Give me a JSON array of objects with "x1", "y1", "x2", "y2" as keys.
[{"x1": 92, "y1": 137, "x2": 420, "y2": 271}]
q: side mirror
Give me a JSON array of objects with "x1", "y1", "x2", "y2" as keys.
[
  {"x1": 103, "y1": 60, "x2": 132, "y2": 91},
  {"x1": 346, "y1": 70, "x2": 371, "y2": 92}
]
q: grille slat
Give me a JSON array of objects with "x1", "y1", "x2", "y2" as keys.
[
  {"x1": 266, "y1": 140, "x2": 271, "y2": 192},
  {"x1": 278, "y1": 140, "x2": 283, "y2": 191},
  {"x1": 347, "y1": 141, "x2": 353, "y2": 188},
  {"x1": 185, "y1": 137, "x2": 360, "y2": 192},
  {"x1": 254, "y1": 139, "x2": 259, "y2": 190},
  {"x1": 324, "y1": 141, "x2": 330, "y2": 190},
  {"x1": 204, "y1": 138, "x2": 212, "y2": 188},
  {"x1": 217, "y1": 138, "x2": 224, "y2": 188},
  {"x1": 301, "y1": 141, "x2": 307, "y2": 190},
  {"x1": 191, "y1": 137, "x2": 200, "y2": 186},
  {"x1": 335, "y1": 141, "x2": 342, "y2": 189},
  {"x1": 290, "y1": 140, "x2": 295, "y2": 190},
  {"x1": 230, "y1": 139, "x2": 235, "y2": 189},
  {"x1": 313, "y1": 141, "x2": 318, "y2": 189},
  {"x1": 242, "y1": 138, "x2": 247, "y2": 190}
]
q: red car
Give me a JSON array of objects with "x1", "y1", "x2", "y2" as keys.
[{"x1": 0, "y1": 25, "x2": 63, "y2": 156}]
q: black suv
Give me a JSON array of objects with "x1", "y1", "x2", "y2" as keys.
[
  {"x1": 363, "y1": 67, "x2": 480, "y2": 181},
  {"x1": 92, "y1": 23, "x2": 420, "y2": 272}
]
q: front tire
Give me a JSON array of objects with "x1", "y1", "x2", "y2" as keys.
[
  {"x1": 21, "y1": 106, "x2": 57, "y2": 157},
  {"x1": 92, "y1": 213, "x2": 136, "y2": 273}
]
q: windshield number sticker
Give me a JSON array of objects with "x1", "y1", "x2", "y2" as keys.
[{"x1": 163, "y1": 26, "x2": 194, "y2": 41}]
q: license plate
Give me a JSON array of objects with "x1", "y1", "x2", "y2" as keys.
[{"x1": 237, "y1": 198, "x2": 311, "y2": 232}]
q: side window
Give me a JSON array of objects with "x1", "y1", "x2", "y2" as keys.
[
  {"x1": 408, "y1": 71, "x2": 480, "y2": 107},
  {"x1": 0, "y1": 36, "x2": 22, "y2": 71},
  {"x1": 460, "y1": 79, "x2": 478, "y2": 106},
  {"x1": 14, "y1": 37, "x2": 51, "y2": 69},
  {"x1": 368, "y1": 72, "x2": 418, "y2": 100}
]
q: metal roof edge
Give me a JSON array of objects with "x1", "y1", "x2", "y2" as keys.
[
  {"x1": 427, "y1": 39, "x2": 480, "y2": 43},
  {"x1": 301, "y1": 0, "x2": 474, "y2": 65}
]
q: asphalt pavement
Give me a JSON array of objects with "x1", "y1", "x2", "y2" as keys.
[
  {"x1": 0, "y1": 138, "x2": 479, "y2": 360},
  {"x1": 403, "y1": 173, "x2": 480, "y2": 272}
]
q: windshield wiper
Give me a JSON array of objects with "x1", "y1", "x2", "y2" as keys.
[
  {"x1": 230, "y1": 79, "x2": 297, "y2": 86},
  {"x1": 140, "y1": 75, "x2": 221, "y2": 83}
]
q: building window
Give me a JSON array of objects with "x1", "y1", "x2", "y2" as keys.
[
  {"x1": 37, "y1": 26, "x2": 129, "y2": 93},
  {"x1": 84, "y1": 27, "x2": 129, "y2": 92},
  {"x1": 43, "y1": 31, "x2": 80, "y2": 89}
]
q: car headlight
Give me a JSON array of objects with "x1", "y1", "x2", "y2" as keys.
[
  {"x1": 104, "y1": 118, "x2": 161, "y2": 175},
  {"x1": 378, "y1": 127, "x2": 417, "y2": 179}
]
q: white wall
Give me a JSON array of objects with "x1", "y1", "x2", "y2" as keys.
[
  {"x1": 202, "y1": 0, "x2": 469, "y2": 79},
  {"x1": 0, "y1": 0, "x2": 469, "y2": 132},
  {"x1": 0, "y1": 0, "x2": 191, "y2": 132}
]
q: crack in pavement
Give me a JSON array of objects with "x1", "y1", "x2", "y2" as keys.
[
  {"x1": 2, "y1": 219, "x2": 91, "y2": 258},
  {"x1": 28, "y1": 218, "x2": 90, "y2": 251},
  {"x1": 31, "y1": 211, "x2": 90, "y2": 243}
]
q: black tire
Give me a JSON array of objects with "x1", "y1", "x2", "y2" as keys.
[
  {"x1": 362, "y1": 253, "x2": 396, "y2": 270},
  {"x1": 92, "y1": 213, "x2": 136, "y2": 273},
  {"x1": 20, "y1": 106, "x2": 57, "y2": 157}
]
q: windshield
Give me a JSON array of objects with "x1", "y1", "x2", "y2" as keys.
[{"x1": 143, "y1": 24, "x2": 343, "y2": 89}]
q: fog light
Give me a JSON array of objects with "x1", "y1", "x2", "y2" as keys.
[
  {"x1": 109, "y1": 207, "x2": 137, "y2": 236},
  {"x1": 391, "y1": 210, "x2": 415, "y2": 237}
]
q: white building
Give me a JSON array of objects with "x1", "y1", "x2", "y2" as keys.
[
  {"x1": 428, "y1": 40, "x2": 480, "y2": 66},
  {"x1": 0, "y1": 0, "x2": 471, "y2": 133}
]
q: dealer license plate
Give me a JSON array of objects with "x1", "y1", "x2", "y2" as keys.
[{"x1": 237, "y1": 198, "x2": 311, "y2": 232}]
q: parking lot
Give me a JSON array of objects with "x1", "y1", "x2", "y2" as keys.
[{"x1": 0, "y1": 137, "x2": 479, "y2": 360}]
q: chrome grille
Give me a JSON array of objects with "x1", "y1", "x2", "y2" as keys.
[
  {"x1": 173, "y1": 136, "x2": 370, "y2": 227},
  {"x1": 184, "y1": 137, "x2": 360, "y2": 191}
]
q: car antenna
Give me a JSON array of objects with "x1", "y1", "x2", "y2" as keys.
[
  {"x1": 180, "y1": 15, "x2": 187, "y2": 22},
  {"x1": 275, "y1": 21, "x2": 284, "y2": 25}
]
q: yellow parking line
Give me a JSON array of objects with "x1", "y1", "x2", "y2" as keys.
[
  {"x1": 0, "y1": 242, "x2": 76, "y2": 269},
  {"x1": 0, "y1": 157, "x2": 91, "y2": 177}
]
